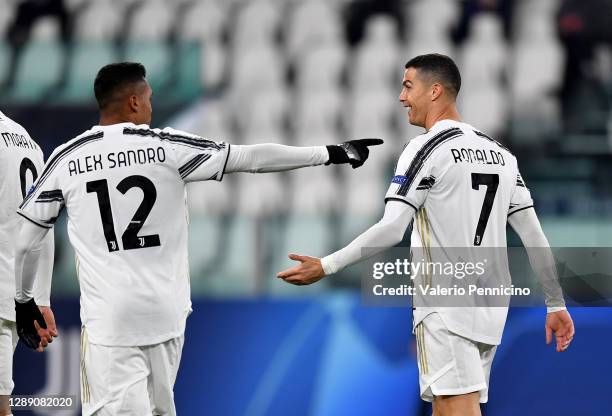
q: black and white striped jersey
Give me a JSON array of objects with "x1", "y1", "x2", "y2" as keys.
[
  {"x1": 0, "y1": 111, "x2": 47, "y2": 321},
  {"x1": 18, "y1": 122, "x2": 229, "y2": 346},
  {"x1": 385, "y1": 119, "x2": 533, "y2": 345}
]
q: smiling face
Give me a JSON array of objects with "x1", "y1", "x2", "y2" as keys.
[{"x1": 398, "y1": 67, "x2": 433, "y2": 128}]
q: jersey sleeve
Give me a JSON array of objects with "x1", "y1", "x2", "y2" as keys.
[
  {"x1": 161, "y1": 127, "x2": 230, "y2": 183},
  {"x1": 508, "y1": 170, "x2": 534, "y2": 217},
  {"x1": 33, "y1": 147, "x2": 45, "y2": 176},
  {"x1": 384, "y1": 140, "x2": 432, "y2": 211},
  {"x1": 17, "y1": 148, "x2": 65, "y2": 229}
]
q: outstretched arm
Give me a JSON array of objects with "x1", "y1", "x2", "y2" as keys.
[
  {"x1": 277, "y1": 200, "x2": 415, "y2": 285},
  {"x1": 224, "y1": 144, "x2": 328, "y2": 173},
  {"x1": 224, "y1": 139, "x2": 383, "y2": 174},
  {"x1": 508, "y1": 207, "x2": 575, "y2": 352}
]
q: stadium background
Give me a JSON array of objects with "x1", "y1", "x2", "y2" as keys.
[{"x1": 1, "y1": 0, "x2": 612, "y2": 414}]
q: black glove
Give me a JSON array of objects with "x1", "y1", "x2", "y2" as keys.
[
  {"x1": 15, "y1": 299, "x2": 47, "y2": 350},
  {"x1": 326, "y1": 138, "x2": 384, "y2": 169}
]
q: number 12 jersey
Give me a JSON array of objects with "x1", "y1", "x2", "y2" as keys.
[{"x1": 19, "y1": 122, "x2": 230, "y2": 346}]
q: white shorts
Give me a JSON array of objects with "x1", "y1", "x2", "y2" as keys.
[
  {"x1": 0, "y1": 318, "x2": 18, "y2": 395},
  {"x1": 80, "y1": 327, "x2": 184, "y2": 416},
  {"x1": 415, "y1": 313, "x2": 496, "y2": 403}
]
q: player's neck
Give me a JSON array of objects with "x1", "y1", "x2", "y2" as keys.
[
  {"x1": 424, "y1": 105, "x2": 461, "y2": 131},
  {"x1": 98, "y1": 113, "x2": 138, "y2": 126}
]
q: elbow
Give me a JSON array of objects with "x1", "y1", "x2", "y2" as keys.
[
  {"x1": 373, "y1": 219, "x2": 407, "y2": 248},
  {"x1": 386, "y1": 226, "x2": 406, "y2": 247},
  {"x1": 15, "y1": 234, "x2": 42, "y2": 261},
  {"x1": 391, "y1": 231, "x2": 405, "y2": 246}
]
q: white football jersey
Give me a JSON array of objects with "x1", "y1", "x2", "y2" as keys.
[
  {"x1": 385, "y1": 119, "x2": 533, "y2": 345},
  {"x1": 0, "y1": 111, "x2": 48, "y2": 321},
  {"x1": 18, "y1": 122, "x2": 230, "y2": 346}
]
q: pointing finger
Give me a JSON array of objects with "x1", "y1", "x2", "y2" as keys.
[{"x1": 357, "y1": 138, "x2": 384, "y2": 147}]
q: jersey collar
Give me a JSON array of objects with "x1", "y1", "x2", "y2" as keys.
[
  {"x1": 91, "y1": 122, "x2": 154, "y2": 134},
  {"x1": 428, "y1": 119, "x2": 463, "y2": 133},
  {"x1": 92, "y1": 122, "x2": 142, "y2": 129}
]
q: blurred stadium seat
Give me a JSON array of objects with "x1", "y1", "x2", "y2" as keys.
[
  {"x1": 293, "y1": 87, "x2": 344, "y2": 145},
  {"x1": 458, "y1": 14, "x2": 508, "y2": 137},
  {"x1": 285, "y1": 0, "x2": 342, "y2": 62},
  {"x1": 30, "y1": 14, "x2": 60, "y2": 41},
  {"x1": 509, "y1": 13, "x2": 564, "y2": 142},
  {"x1": 237, "y1": 88, "x2": 289, "y2": 143},
  {"x1": 75, "y1": 0, "x2": 124, "y2": 41},
  {"x1": 60, "y1": 42, "x2": 116, "y2": 102},
  {"x1": 234, "y1": 0, "x2": 281, "y2": 47},
  {"x1": 122, "y1": 41, "x2": 171, "y2": 90},
  {"x1": 230, "y1": 41, "x2": 285, "y2": 99},
  {"x1": 351, "y1": 16, "x2": 401, "y2": 91},
  {"x1": 296, "y1": 38, "x2": 347, "y2": 91},
  {"x1": 11, "y1": 41, "x2": 64, "y2": 101},
  {"x1": 0, "y1": 2, "x2": 17, "y2": 36},
  {"x1": 179, "y1": 0, "x2": 227, "y2": 43},
  {"x1": 128, "y1": 0, "x2": 174, "y2": 41}
]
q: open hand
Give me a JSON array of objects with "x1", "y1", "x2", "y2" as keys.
[
  {"x1": 277, "y1": 254, "x2": 326, "y2": 285},
  {"x1": 37, "y1": 306, "x2": 58, "y2": 352},
  {"x1": 546, "y1": 309, "x2": 575, "y2": 352}
]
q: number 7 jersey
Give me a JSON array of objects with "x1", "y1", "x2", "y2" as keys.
[
  {"x1": 18, "y1": 122, "x2": 230, "y2": 346},
  {"x1": 385, "y1": 119, "x2": 533, "y2": 345}
]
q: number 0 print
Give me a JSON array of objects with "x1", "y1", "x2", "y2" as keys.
[
  {"x1": 87, "y1": 175, "x2": 161, "y2": 252},
  {"x1": 471, "y1": 173, "x2": 499, "y2": 246},
  {"x1": 19, "y1": 157, "x2": 38, "y2": 198}
]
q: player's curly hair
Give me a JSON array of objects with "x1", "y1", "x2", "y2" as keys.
[
  {"x1": 94, "y1": 62, "x2": 147, "y2": 110},
  {"x1": 405, "y1": 54, "x2": 461, "y2": 98}
]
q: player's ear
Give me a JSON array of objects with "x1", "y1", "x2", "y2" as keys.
[
  {"x1": 128, "y1": 94, "x2": 139, "y2": 113},
  {"x1": 431, "y1": 83, "x2": 443, "y2": 101}
]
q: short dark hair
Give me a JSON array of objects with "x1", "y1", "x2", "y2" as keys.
[
  {"x1": 94, "y1": 62, "x2": 147, "y2": 109},
  {"x1": 405, "y1": 54, "x2": 461, "y2": 98}
]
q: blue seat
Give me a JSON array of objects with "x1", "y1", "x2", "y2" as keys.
[
  {"x1": 123, "y1": 41, "x2": 171, "y2": 91},
  {"x1": 60, "y1": 42, "x2": 117, "y2": 102},
  {"x1": 11, "y1": 41, "x2": 64, "y2": 102}
]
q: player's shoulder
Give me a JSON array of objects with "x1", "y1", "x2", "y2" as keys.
[
  {"x1": 51, "y1": 127, "x2": 105, "y2": 157},
  {"x1": 121, "y1": 124, "x2": 191, "y2": 138},
  {"x1": 401, "y1": 130, "x2": 432, "y2": 153},
  {"x1": 0, "y1": 110, "x2": 44, "y2": 155},
  {"x1": 40, "y1": 127, "x2": 106, "y2": 176},
  {"x1": 407, "y1": 121, "x2": 466, "y2": 148},
  {"x1": 0, "y1": 110, "x2": 22, "y2": 131},
  {"x1": 129, "y1": 125, "x2": 227, "y2": 152},
  {"x1": 399, "y1": 122, "x2": 465, "y2": 161},
  {"x1": 463, "y1": 123, "x2": 516, "y2": 159}
]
